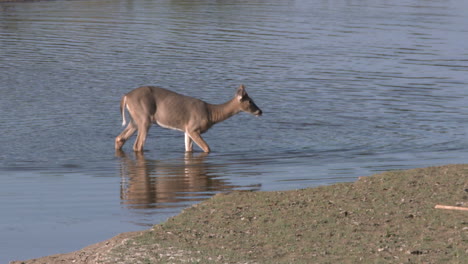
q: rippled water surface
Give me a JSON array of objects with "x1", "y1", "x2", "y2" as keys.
[{"x1": 1, "y1": 0, "x2": 468, "y2": 261}]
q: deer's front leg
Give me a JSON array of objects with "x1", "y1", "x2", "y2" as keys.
[
  {"x1": 186, "y1": 131, "x2": 211, "y2": 153},
  {"x1": 185, "y1": 133, "x2": 194, "y2": 152}
]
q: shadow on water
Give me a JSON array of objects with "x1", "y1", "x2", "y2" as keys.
[{"x1": 116, "y1": 150, "x2": 260, "y2": 211}]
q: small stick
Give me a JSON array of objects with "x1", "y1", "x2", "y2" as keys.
[{"x1": 435, "y1": 205, "x2": 468, "y2": 211}]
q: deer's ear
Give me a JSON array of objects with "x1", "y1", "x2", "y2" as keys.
[{"x1": 236, "y1": 84, "x2": 247, "y2": 100}]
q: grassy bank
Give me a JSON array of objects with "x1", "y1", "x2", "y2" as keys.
[{"x1": 13, "y1": 164, "x2": 468, "y2": 263}]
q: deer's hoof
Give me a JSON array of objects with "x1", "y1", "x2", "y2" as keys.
[{"x1": 115, "y1": 137, "x2": 125, "y2": 150}]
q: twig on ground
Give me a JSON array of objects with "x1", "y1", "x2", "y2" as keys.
[{"x1": 434, "y1": 205, "x2": 468, "y2": 211}]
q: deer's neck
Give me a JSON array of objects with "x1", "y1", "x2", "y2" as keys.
[{"x1": 208, "y1": 98, "x2": 240, "y2": 125}]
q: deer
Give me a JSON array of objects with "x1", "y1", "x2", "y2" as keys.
[{"x1": 115, "y1": 84, "x2": 262, "y2": 152}]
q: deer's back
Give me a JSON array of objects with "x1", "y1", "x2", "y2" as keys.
[{"x1": 128, "y1": 86, "x2": 210, "y2": 131}]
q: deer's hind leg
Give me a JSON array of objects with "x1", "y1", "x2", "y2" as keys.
[
  {"x1": 130, "y1": 103, "x2": 153, "y2": 152},
  {"x1": 115, "y1": 122, "x2": 137, "y2": 150},
  {"x1": 133, "y1": 119, "x2": 151, "y2": 152},
  {"x1": 125, "y1": 92, "x2": 156, "y2": 152}
]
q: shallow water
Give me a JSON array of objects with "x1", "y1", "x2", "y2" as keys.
[{"x1": 1, "y1": 0, "x2": 468, "y2": 261}]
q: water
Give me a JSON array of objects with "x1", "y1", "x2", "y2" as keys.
[{"x1": 1, "y1": 0, "x2": 468, "y2": 261}]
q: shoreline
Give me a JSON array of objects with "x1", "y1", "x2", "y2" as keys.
[{"x1": 12, "y1": 164, "x2": 468, "y2": 263}]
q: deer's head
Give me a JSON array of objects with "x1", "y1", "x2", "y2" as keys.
[{"x1": 236, "y1": 84, "x2": 262, "y2": 117}]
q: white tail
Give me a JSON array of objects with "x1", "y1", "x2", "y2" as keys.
[
  {"x1": 115, "y1": 85, "x2": 262, "y2": 152},
  {"x1": 120, "y1": 96, "x2": 127, "y2": 127}
]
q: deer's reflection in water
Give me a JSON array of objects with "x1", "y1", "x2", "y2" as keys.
[{"x1": 117, "y1": 151, "x2": 242, "y2": 210}]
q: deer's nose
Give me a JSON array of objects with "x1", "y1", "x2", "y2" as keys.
[{"x1": 255, "y1": 109, "x2": 263, "y2": 116}]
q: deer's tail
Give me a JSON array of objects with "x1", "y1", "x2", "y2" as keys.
[{"x1": 120, "y1": 95, "x2": 127, "y2": 126}]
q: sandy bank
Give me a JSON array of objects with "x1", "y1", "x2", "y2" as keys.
[{"x1": 12, "y1": 164, "x2": 468, "y2": 263}]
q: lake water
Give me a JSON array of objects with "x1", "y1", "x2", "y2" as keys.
[{"x1": 1, "y1": 0, "x2": 468, "y2": 262}]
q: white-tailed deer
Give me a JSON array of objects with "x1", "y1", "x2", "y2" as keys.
[{"x1": 115, "y1": 84, "x2": 262, "y2": 152}]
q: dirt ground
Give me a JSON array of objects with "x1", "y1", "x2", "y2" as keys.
[{"x1": 12, "y1": 164, "x2": 468, "y2": 264}]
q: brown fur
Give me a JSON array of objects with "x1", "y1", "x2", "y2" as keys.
[{"x1": 115, "y1": 85, "x2": 262, "y2": 152}]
